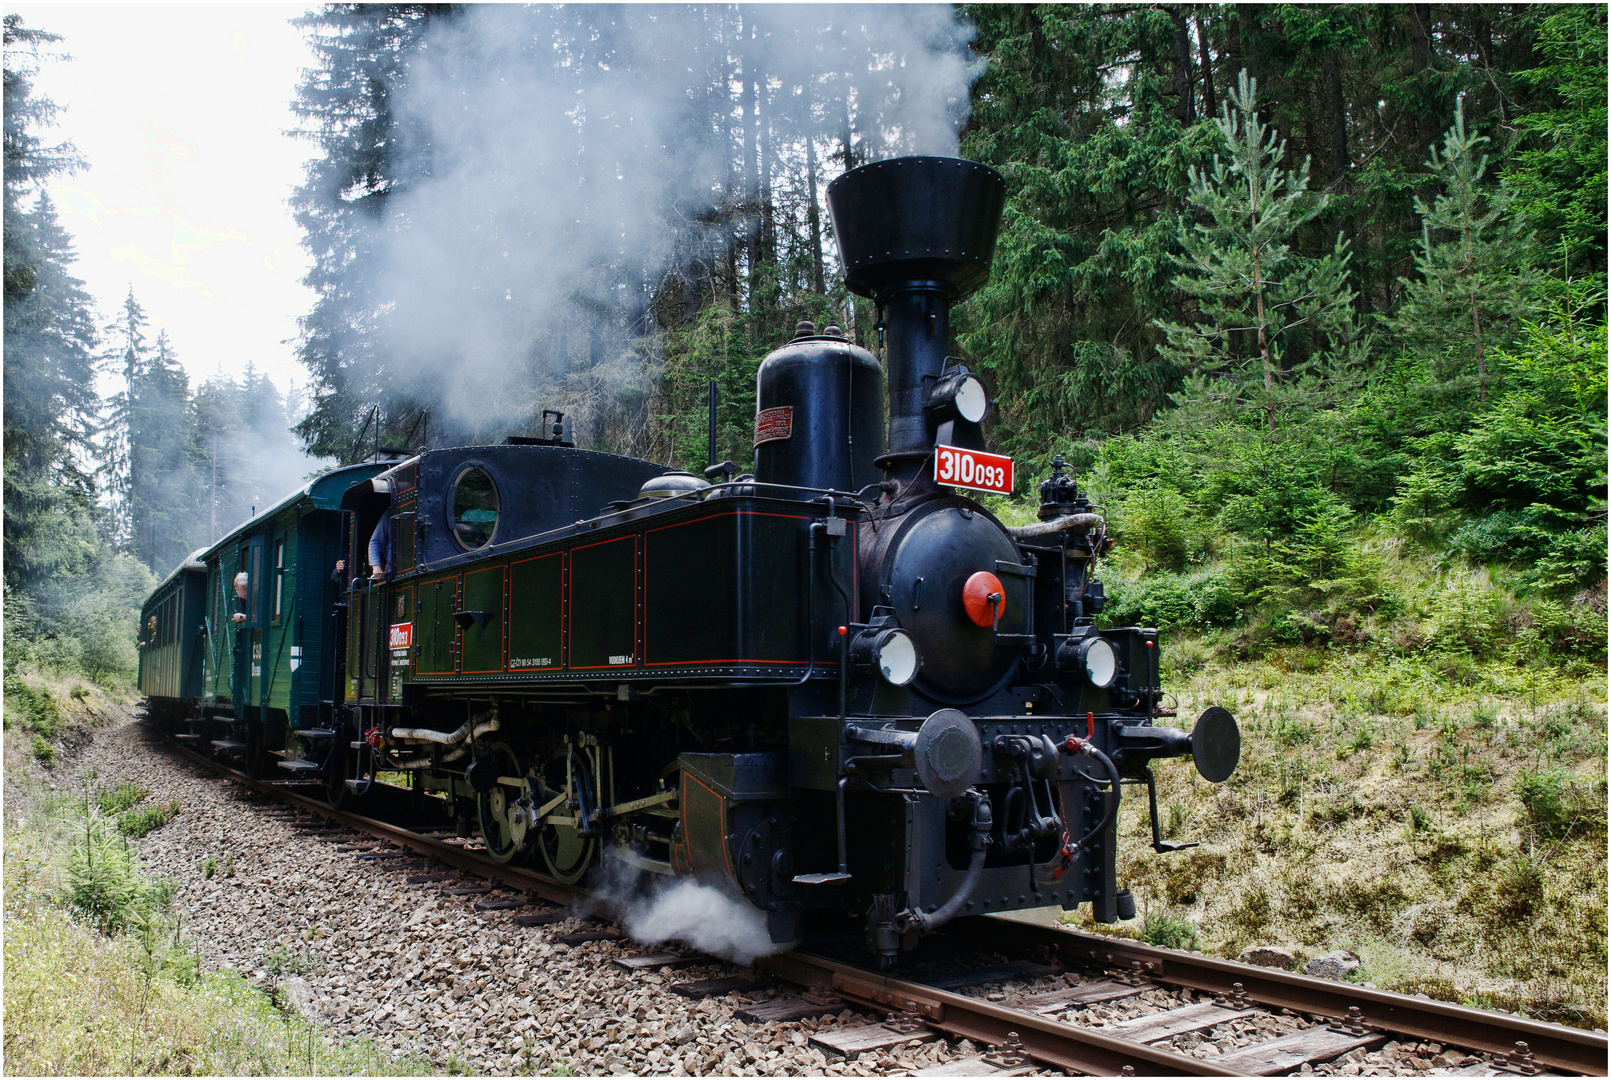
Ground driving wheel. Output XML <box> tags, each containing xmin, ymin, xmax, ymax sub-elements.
<box><xmin>537</xmin><ymin>744</ymin><xmax>598</xmax><ymax>884</ymax></box>
<box><xmin>477</xmin><ymin>742</ymin><xmax>533</xmax><ymax>865</ymax></box>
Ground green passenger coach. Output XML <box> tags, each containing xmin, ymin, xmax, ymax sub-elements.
<box><xmin>148</xmin><ymin>461</ymin><xmax>388</xmax><ymax>769</ymax></box>
<box><xmin>136</xmin><ymin>549</ymin><xmax>208</xmax><ymax>712</ymax></box>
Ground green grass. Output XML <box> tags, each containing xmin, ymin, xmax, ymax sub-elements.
<box><xmin>1058</xmin><ymin>521</ymin><xmax>1605</xmax><ymax>1026</ymax></box>
<box><xmin>4</xmin><ymin>675</ymin><xmax>62</xmax><ymax>738</ymax></box>
<box><xmin>1140</xmin><ymin>908</ymin><xmax>1200</xmax><ymax>951</ymax></box>
<box><xmin>3</xmin><ymin>894</ymin><xmax>424</xmax><ymax>1076</ymax></box>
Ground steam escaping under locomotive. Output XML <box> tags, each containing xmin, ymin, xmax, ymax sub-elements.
<box><xmin>139</xmin><ymin>156</ymin><xmax>1240</xmax><ymax>964</ymax></box>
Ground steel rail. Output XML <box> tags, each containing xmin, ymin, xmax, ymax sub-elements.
<box><xmin>165</xmin><ymin>740</ymin><xmax>1226</xmax><ymax>1075</ymax></box>
<box><xmin>761</xmin><ymin>949</ymin><xmax>1239</xmax><ymax>1077</ymax></box>
<box><xmin>161</xmin><ymin>734</ymin><xmax>572</xmax><ymax>899</ymax></box>
<box><xmin>987</xmin><ymin>918</ymin><xmax>1609</xmax><ymax>1076</ymax></box>
<box><xmin>163</xmin><ymin>730</ymin><xmax>1608</xmax><ymax>1076</ymax></box>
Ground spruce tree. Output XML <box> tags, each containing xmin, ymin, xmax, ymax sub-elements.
<box><xmin>1155</xmin><ymin>71</ymin><xmax>1362</xmax><ymax>431</ymax></box>
<box><xmin>192</xmin><ymin>373</ymin><xmax>242</xmax><ymax>545</ymax></box>
<box><xmin>957</xmin><ymin>5</ymin><xmax>1207</xmax><ymax>451</ymax></box>
<box><xmin>126</xmin><ymin>331</ymin><xmax>203</xmax><ymax>572</ymax></box>
<box><xmin>1393</xmin><ymin>102</ymin><xmax>1538</xmax><ymax>404</ymax></box>
<box><xmin>98</xmin><ymin>288</ymin><xmax>151</xmax><ymax>551</ymax></box>
<box><xmin>1506</xmin><ymin>6</ymin><xmax>1608</xmax><ymax>277</ymax></box>
<box><xmin>3</xmin><ymin>18</ymin><xmax>101</xmax><ymax>599</ymax></box>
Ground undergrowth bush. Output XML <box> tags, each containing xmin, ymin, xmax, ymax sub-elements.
<box><xmin>65</xmin><ymin>818</ymin><xmax>156</xmax><ymax>936</ymax></box>
<box><xmin>97</xmin><ymin>782</ymin><xmax>149</xmax><ymax>817</ymax></box>
<box><xmin>4</xmin><ymin>674</ymin><xmax>61</xmax><ymax>737</ymax></box>
<box><xmin>4</xmin><ymin>760</ymin><xmax>423</xmax><ymax>1076</ymax></box>
<box><xmin>31</xmin><ymin>732</ymin><xmax>57</xmax><ymax>764</ymax></box>
<box><xmin>1515</xmin><ymin>769</ymin><xmax>1607</xmax><ymax>839</ymax></box>
<box><xmin>1109</xmin><ymin>486</ymin><xmax>1203</xmax><ymax>572</ymax></box>
<box><xmin>1101</xmin><ymin>568</ymin><xmax>1238</xmax><ymax>631</ymax></box>
<box><xmin>119</xmin><ymin>800</ymin><xmax>182</xmax><ymax>838</ymax></box>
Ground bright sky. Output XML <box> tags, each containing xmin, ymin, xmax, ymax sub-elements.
<box><xmin>10</xmin><ymin>4</ymin><xmax>317</xmax><ymax>395</ymax></box>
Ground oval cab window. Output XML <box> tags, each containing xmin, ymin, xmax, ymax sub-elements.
<box><xmin>450</xmin><ymin>467</ymin><xmax>500</xmax><ymax>550</ymax></box>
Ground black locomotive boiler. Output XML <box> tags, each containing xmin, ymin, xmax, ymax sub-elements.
<box><xmin>144</xmin><ymin>156</ymin><xmax>1240</xmax><ymax>964</ymax></box>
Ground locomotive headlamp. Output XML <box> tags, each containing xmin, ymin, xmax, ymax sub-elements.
<box><xmin>1079</xmin><ymin>636</ymin><xmax>1118</xmax><ymax>688</ymax></box>
<box><xmin>924</xmin><ymin>370</ymin><xmax>990</xmax><ymax>424</ymax></box>
<box><xmin>852</xmin><ymin>627</ymin><xmax>921</xmax><ymax>686</ymax></box>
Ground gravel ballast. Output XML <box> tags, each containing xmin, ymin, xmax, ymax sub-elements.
<box><xmin>63</xmin><ymin>711</ymin><xmax>1513</xmax><ymax>1077</ymax></box>
<box><xmin>70</xmin><ymin>713</ymin><xmax>1023</xmax><ymax>1075</ymax></box>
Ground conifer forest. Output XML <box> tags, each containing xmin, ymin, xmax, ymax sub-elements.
<box><xmin>4</xmin><ymin>4</ymin><xmax>1607</xmax><ymax>1026</ymax></box>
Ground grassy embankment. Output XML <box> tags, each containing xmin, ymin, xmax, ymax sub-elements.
<box><xmin>1052</xmin><ymin>531</ymin><xmax>1607</xmax><ymax>1029</ymax></box>
<box><xmin>1</xmin><ymin>673</ymin><xmax>430</xmax><ymax>1075</ymax></box>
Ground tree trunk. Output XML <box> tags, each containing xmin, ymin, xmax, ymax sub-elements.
<box><xmin>724</xmin><ymin>16</ymin><xmax>741</xmax><ymax>310</ymax></box>
<box><xmin>806</xmin><ymin>125</ymin><xmax>825</xmax><ymax>296</ymax></box>
<box><xmin>1409</xmin><ymin>4</ymin><xmax>1438</xmax><ymax>151</ymax></box>
<box><xmin>1237</xmin><ymin>8</ymin><xmax>1262</xmax><ymax>88</ymax></box>
<box><xmin>1225</xmin><ymin>10</ymin><xmax>1244</xmax><ymax>93</ymax></box>
<box><xmin>740</xmin><ymin>17</ymin><xmax>758</xmax><ymax>313</ymax></box>
<box><xmin>760</xmin><ymin>77</ymin><xmax>774</xmax><ymax>297</ymax></box>
<box><xmin>1465</xmin><ymin>227</ymin><xmax>1486</xmax><ymax>402</ymax></box>
<box><xmin>839</xmin><ymin>92</ymin><xmax>857</xmax><ymax>171</ymax></box>
<box><xmin>1474</xmin><ymin>13</ymin><xmax>1500</xmax><ymax>122</ymax></box>
<box><xmin>1257</xmin><ymin>289</ymin><xmax>1275</xmax><ymax>433</ymax></box>
<box><xmin>1195</xmin><ymin>12</ymin><xmax>1217</xmax><ymax>119</ymax></box>
<box><xmin>1322</xmin><ymin>48</ymin><xmax>1348</xmax><ymax>182</ymax></box>
<box><xmin>1170</xmin><ymin>6</ymin><xmax>1196</xmax><ymax>125</ymax></box>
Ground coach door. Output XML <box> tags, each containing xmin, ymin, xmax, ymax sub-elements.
<box><xmin>231</xmin><ymin>537</ymin><xmax>264</xmax><ymax>712</ymax></box>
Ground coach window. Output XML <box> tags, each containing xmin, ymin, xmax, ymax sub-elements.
<box><xmin>272</xmin><ymin>538</ymin><xmax>286</xmax><ymax>621</ymax></box>
<box><xmin>450</xmin><ymin>466</ymin><xmax>499</xmax><ymax>551</ymax></box>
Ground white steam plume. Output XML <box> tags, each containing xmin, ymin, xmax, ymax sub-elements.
<box><xmin>622</xmin><ymin>878</ymin><xmax>779</xmax><ymax>966</ymax></box>
<box><xmin>356</xmin><ymin>4</ymin><xmax>980</xmax><ymax>432</ymax></box>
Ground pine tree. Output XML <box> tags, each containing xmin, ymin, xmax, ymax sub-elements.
<box><xmin>1393</xmin><ymin>101</ymin><xmax>1538</xmax><ymax>404</ymax></box>
<box><xmin>192</xmin><ymin>373</ymin><xmax>242</xmax><ymax>545</ymax></box>
<box><xmin>1155</xmin><ymin>71</ymin><xmax>1362</xmax><ymax>432</ymax></box>
<box><xmin>3</xmin><ymin>17</ymin><xmax>94</xmax><ymax>482</ymax></box>
<box><xmin>289</xmin><ymin>4</ymin><xmax>455</xmax><ymax>460</ymax></box>
<box><xmin>957</xmin><ymin>5</ymin><xmax>1206</xmax><ymax>452</ymax></box>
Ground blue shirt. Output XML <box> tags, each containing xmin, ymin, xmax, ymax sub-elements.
<box><xmin>367</xmin><ymin>512</ymin><xmax>391</xmax><ymax>573</ymax></box>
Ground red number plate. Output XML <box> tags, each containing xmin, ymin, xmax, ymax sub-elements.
<box><xmin>389</xmin><ymin>623</ymin><xmax>413</xmax><ymax>650</ymax></box>
<box><xmin>935</xmin><ymin>445</ymin><xmax>1013</xmax><ymax>495</ymax></box>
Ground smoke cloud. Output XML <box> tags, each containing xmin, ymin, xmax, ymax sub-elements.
<box><xmin>356</xmin><ymin>5</ymin><xmax>981</xmax><ymax>432</ymax></box>
<box><xmin>621</xmin><ymin>878</ymin><xmax>779</xmax><ymax>966</ymax></box>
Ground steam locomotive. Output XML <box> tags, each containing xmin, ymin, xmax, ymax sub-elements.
<box><xmin>139</xmin><ymin>156</ymin><xmax>1239</xmax><ymax>964</ymax></box>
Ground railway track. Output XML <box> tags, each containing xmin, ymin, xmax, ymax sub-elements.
<box><xmin>164</xmin><ymin>729</ymin><xmax>1607</xmax><ymax>1077</ymax></box>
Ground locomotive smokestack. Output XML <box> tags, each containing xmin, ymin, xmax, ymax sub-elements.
<box><xmin>825</xmin><ymin>157</ymin><xmax>1005</xmax><ymax>481</ymax></box>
